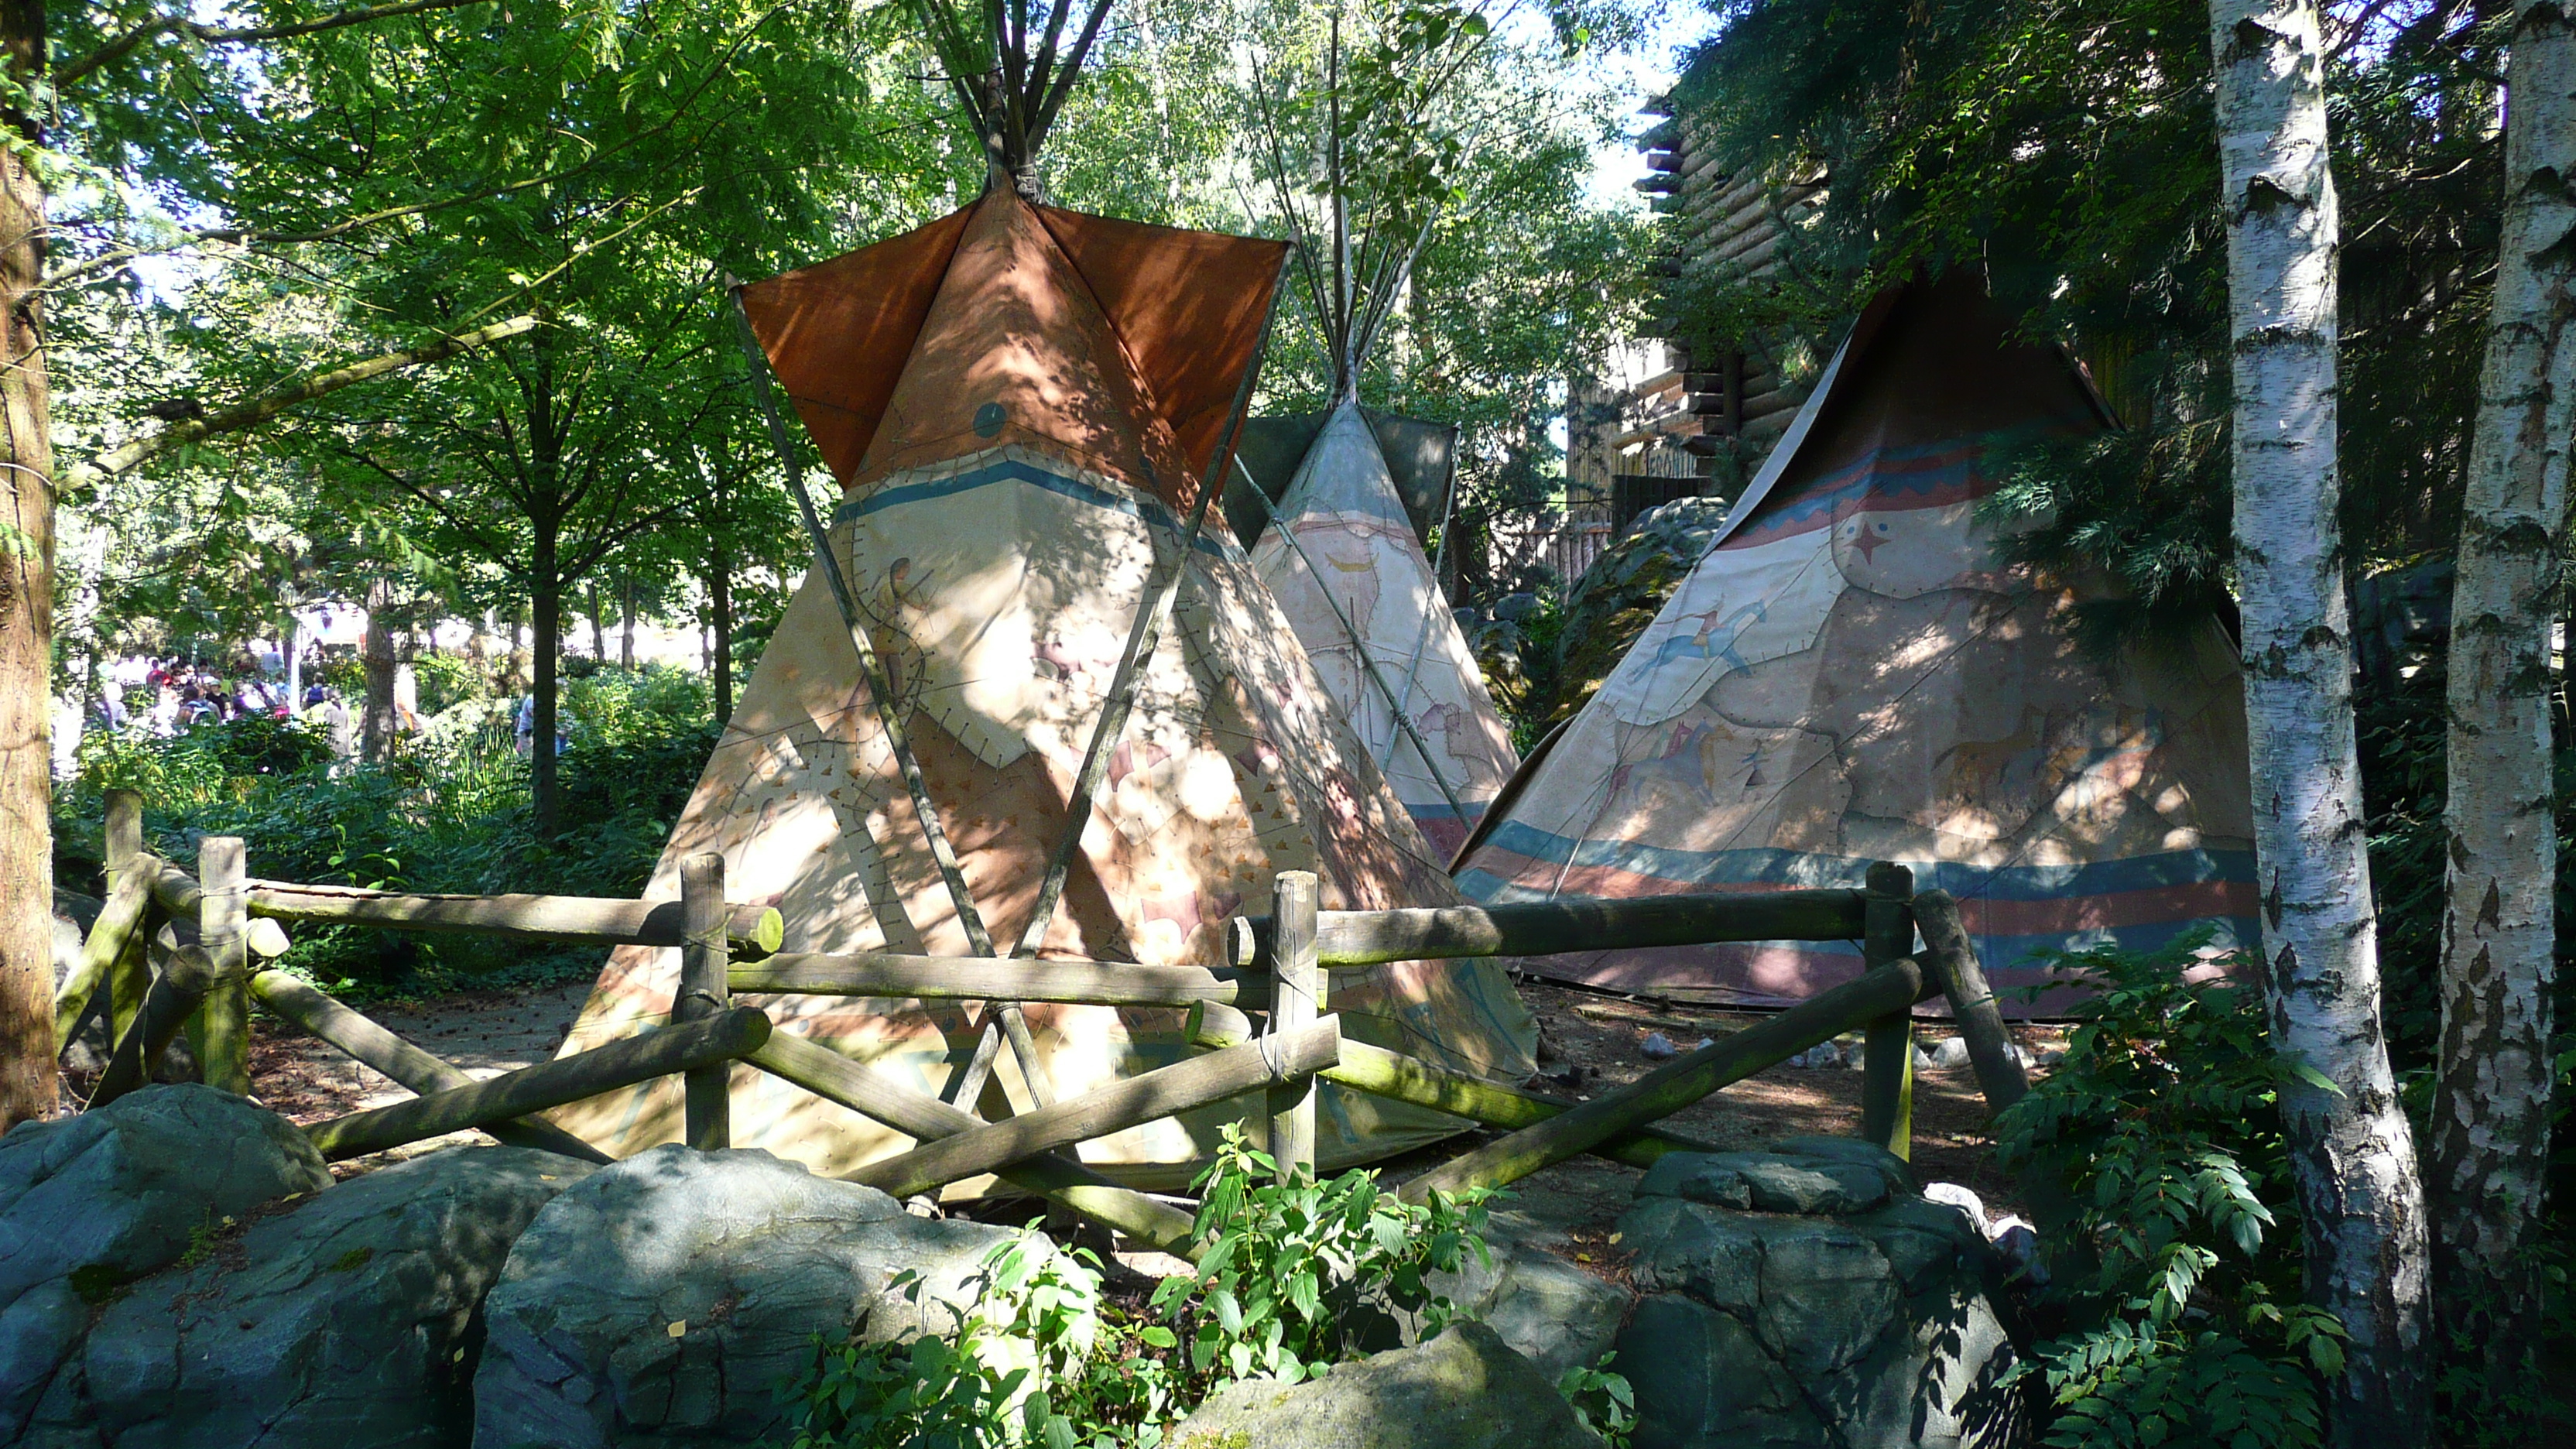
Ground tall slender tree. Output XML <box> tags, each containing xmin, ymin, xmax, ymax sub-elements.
<box><xmin>0</xmin><ymin>0</ymin><xmax>57</xmax><ymax>1126</ymax></box>
<box><xmin>2210</xmin><ymin>0</ymin><xmax>2427</xmax><ymax>1440</ymax></box>
<box><xmin>2433</xmin><ymin>0</ymin><xmax>2575</xmax><ymax>1410</ymax></box>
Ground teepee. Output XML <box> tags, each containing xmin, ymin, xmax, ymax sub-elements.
<box><xmin>553</xmin><ymin>15</ymin><xmax>1531</xmax><ymax>1182</ymax></box>
<box><xmin>1237</xmin><ymin>26</ymin><xmax>1519</xmax><ymax>861</ymax></box>
<box><xmin>1453</xmin><ymin>272</ymin><xmax>2258</xmax><ymax>1013</ymax></box>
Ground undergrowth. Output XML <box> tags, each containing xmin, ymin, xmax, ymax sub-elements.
<box><xmin>51</xmin><ymin>665</ymin><xmax>718</xmax><ymax>1001</ymax></box>
<box><xmin>1996</xmin><ymin>933</ymin><xmax>2344</xmax><ymax>1449</ymax></box>
<box><xmin>773</xmin><ymin>1128</ymin><xmax>1634</xmax><ymax>1449</ymax></box>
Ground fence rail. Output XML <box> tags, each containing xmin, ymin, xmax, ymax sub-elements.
<box><xmin>57</xmin><ymin>784</ymin><xmax>2032</xmax><ymax>1257</ymax></box>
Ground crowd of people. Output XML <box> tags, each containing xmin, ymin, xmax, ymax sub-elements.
<box><xmin>81</xmin><ymin>655</ymin><xmax>368</xmax><ymax>759</ymax></box>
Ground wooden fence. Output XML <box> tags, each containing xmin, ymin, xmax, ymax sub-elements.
<box><xmin>54</xmin><ymin>787</ymin><xmax>2031</xmax><ymax>1255</ymax></box>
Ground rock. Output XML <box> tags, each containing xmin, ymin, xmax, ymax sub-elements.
<box><xmin>1550</xmin><ymin>497</ymin><xmax>1732</xmax><ymax>712</ymax></box>
<box><xmin>473</xmin><ymin>1144</ymin><xmax>1025</xmax><ymax>1449</ymax></box>
<box><xmin>39</xmin><ymin>1146</ymin><xmax>591</xmax><ymax>1449</ymax></box>
<box><xmin>1615</xmin><ymin>1141</ymin><xmax>2031</xmax><ymax>1448</ymax></box>
<box><xmin>1172</xmin><ymin>1321</ymin><xmax>1603</xmax><ymax>1449</ymax></box>
<box><xmin>1930</xmin><ymin>1036</ymin><xmax>1972</xmax><ymax>1069</ymax></box>
<box><xmin>0</xmin><ymin>1084</ymin><xmax>330</xmax><ymax>1442</ymax></box>
<box><xmin>1493</xmin><ymin>591</ymin><xmax>1542</xmax><ymax>623</ymax></box>
<box><xmin>1636</xmin><ymin>1137</ymin><xmax>1906</xmax><ymax>1217</ymax></box>
<box><xmin>1426</xmin><ymin>1212</ymin><xmax>1632</xmax><ymax>1383</ymax></box>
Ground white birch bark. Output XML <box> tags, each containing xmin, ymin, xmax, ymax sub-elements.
<box><xmin>2210</xmin><ymin>2</ymin><xmax>2430</xmax><ymax>1441</ymax></box>
<box><xmin>2435</xmin><ymin>0</ymin><xmax>2576</xmax><ymax>1386</ymax></box>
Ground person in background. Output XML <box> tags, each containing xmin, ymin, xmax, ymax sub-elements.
<box><xmin>515</xmin><ymin>692</ymin><xmax>536</xmax><ymax>758</ymax></box>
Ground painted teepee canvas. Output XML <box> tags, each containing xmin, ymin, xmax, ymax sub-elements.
<box><xmin>1248</xmin><ymin>402</ymin><xmax>1517</xmax><ymax>858</ymax></box>
<box><xmin>1454</xmin><ymin>272</ymin><xmax>2258</xmax><ymax>1012</ymax></box>
<box><xmin>553</xmin><ymin>187</ymin><xmax>1535</xmax><ymax>1183</ymax></box>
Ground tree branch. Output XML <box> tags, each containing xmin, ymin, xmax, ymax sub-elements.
<box><xmin>63</xmin><ymin>313</ymin><xmax>543</xmax><ymax>489</ymax></box>
<box><xmin>57</xmin><ymin>0</ymin><xmax>492</xmax><ymax>89</ymax></box>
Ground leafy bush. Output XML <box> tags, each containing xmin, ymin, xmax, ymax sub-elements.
<box><xmin>410</xmin><ymin>653</ymin><xmax>490</xmax><ymax>715</ymax></box>
<box><xmin>1996</xmin><ymin>933</ymin><xmax>2345</xmax><ymax>1449</ymax></box>
<box><xmin>774</xmin><ymin>1128</ymin><xmax>1630</xmax><ymax>1449</ymax></box>
<box><xmin>53</xmin><ymin>670</ymin><xmax>721</xmax><ymax>999</ymax></box>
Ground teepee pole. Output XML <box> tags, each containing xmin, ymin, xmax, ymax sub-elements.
<box><xmin>726</xmin><ymin>286</ymin><xmax>1057</xmax><ymax>1107</ymax></box>
<box><xmin>1377</xmin><ymin>435</ymin><xmax>1461</xmax><ymax>778</ymax></box>
<box><xmin>1238</xmin><ymin>454</ymin><xmax>1470</xmax><ymax>827</ymax></box>
<box><xmin>937</xmin><ymin>264</ymin><xmax>1288</xmax><ymax>1115</ymax></box>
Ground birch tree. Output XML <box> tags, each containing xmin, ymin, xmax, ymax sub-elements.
<box><xmin>2433</xmin><ymin>0</ymin><xmax>2576</xmax><ymax>1404</ymax></box>
<box><xmin>2210</xmin><ymin>1</ymin><xmax>2429</xmax><ymax>1441</ymax></box>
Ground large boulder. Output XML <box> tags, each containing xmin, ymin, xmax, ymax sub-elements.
<box><xmin>1427</xmin><ymin>1211</ymin><xmax>1632</xmax><ymax>1382</ymax></box>
<box><xmin>0</xmin><ymin>1084</ymin><xmax>331</xmax><ymax>1442</ymax></box>
<box><xmin>1173</xmin><ymin>1321</ymin><xmax>1603</xmax><ymax>1449</ymax></box>
<box><xmin>31</xmin><ymin>1146</ymin><xmax>591</xmax><ymax>1449</ymax></box>
<box><xmin>1550</xmin><ymin>497</ymin><xmax>1731</xmax><ymax>714</ymax></box>
<box><xmin>1614</xmin><ymin>1137</ymin><xmax>2030</xmax><ymax>1449</ymax></box>
<box><xmin>472</xmin><ymin>1144</ymin><xmax>1026</xmax><ymax>1449</ymax></box>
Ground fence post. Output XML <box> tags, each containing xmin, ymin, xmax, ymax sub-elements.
<box><xmin>678</xmin><ymin>853</ymin><xmax>732</xmax><ymax>1150</ymax></box>
<box><xmin>1858</xmin><ymin>861</ymin><xmax>1914</xmax><ymax>1160</ymax></box>
<box><xmin>1268</xmin><ymin>872</ymin><xmax>1321</xmax><ymax>1183</ymax></box>
<box><xmin>101</xmin><ymin>790</ymin><xmax>150</xmax><ymax>1044</ymax></box>
<box><xmin>198</xmin><ymin>837</ymin><xmax>252</xmax><ymax>1095</ymax></box>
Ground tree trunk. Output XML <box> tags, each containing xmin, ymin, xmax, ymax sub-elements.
<box><xmin>619</xmin><ymin>574</ymin><xmax>635</xmax><ymax>670</ymax></box>
<box><xmin>531</xmin><ymin>525</ymin><xmax>561</xmax><ymax>836</ymax></box>
<box><xmin>360</xmin><ymin>577</ymin><xmax>398</xmax><ymax>762</ymax></box>
<box><xmin>707</xmin><ymin>536</ymin><xmax>732</xmax><ymax>724</ymax></box>
<box><xmin>2211</xmin><ymin>3</ymin><xmax>2428</xmax><ymax>1442</ymax></box>
<box><xmin>585</xmin><ymin>580</ymin><xmax>605</xmax><ymax>662</ymax></box>
<box><xmin>0</xmin><ymin>0</ymin><xmax>56</xmax><ymax>1129</ymax></box>
<box><xmin>2432</xmin><ymin>0</ymin><xmax>2575</xmax><ymax>1409</ymax></box>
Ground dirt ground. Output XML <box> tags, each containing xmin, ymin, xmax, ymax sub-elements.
<box><xmin>236</xmin><ymin>971</ymin><xmax>2059</xmax><ymax>1235</ymax></box>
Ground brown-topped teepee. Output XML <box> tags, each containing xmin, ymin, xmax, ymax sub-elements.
<box><xmin>552</xmin><ymin>183</ymin><xmax>1536</xmax><ymax>1184</ymax></box>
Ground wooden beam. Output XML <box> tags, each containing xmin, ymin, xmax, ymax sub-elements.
<box><xmin>1911</xmin><ymin>889</ymin><xmax>2030</xmax><ymax>1116</ymax></box>
<box><xmin>1268</xmin><ymin>873</ymin><xmax>1321</xmax><ymax>1181</ymax></box>
<box><xmin>199</xmin><ymin>838</ymin><xmax>252</xmax><ymax>1095</ymax></box>
<box><xmin>850</xmin><ymin>1018</ymin><xmax>1345</xmax><ymax>1201</ymax></box>
<box><xmin>305</xmin><ymin>1008</ymin><xmax>772</xmax><ymax>1161</ymax></box>
<box><xmin>248</xmin><ymin>971</ymin><xmax>609</xmax><ymax>1163</ymax></box>
<box><xmin>1397</xmin><ymin>961</ymin><xmax>1925</xmax><ymax>1204</ymax></box>
<box><xmin>240</xmin><ymin>879</ymin><xmax>785</xmax><ymax>956</ymax></box>
<box><xmin>87</xmin><ymin>944</ymin><xmax>219</xmax><ymax>1108</ymax></box>
<box><xmin>1231</xmin><ymin>890</ymin><xmax>1869</xmax><ymax>968</ymax></box>
<box><xmin>1184</xmin><ymin>1004</ymin><xmax>1721</xmax><ymax>1170</ymax></box>
<box><xmin>1858</xmin><ymin>864</ymin><xmax>1916</xmax><ymax>1159</ymax></box>
<box><xmin>54</xmin><ymin>865</ymin><xmax>152</xmax><ymax>1051</ymax></box>
<box><xmin>730</xmin><ymin>953</ymin><xmax>1268</xmax><ymax>1009</ymax></box>
<box><xmin>102</xmin><ymin>790</ymin><xmax>151</xmax><ymax>1045</ymax></box>
<box><xmin>677</xmin><ymin>853</ymin><xmax>731</xmax><ymax>1151</ymax></box>
<box><xmin>745</xmin><ymin>1033</ymin><xmax>1197</xmax><ymax>1257</ymax></box>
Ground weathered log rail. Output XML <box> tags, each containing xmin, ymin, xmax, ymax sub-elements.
<box><xmin>58</xmin><ymin>797</ymin><xmax>2033</xmax><ymax>1255</ymax></box>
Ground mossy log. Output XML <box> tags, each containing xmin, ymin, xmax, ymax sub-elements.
<box><xmin>1230</xmin><ymin>889</ymin><xmax>1870</xmax><ymax>968</ymax></box>
<box><xmin>305</xmin><ymin>1008</ymin><xmax>772</xmax><ymax>1161</ymax></box>
<box><xmin>1398</xmin><ymin>961</ymin><xmax>1926</xmax><ymax>1204</ymax></box>
<box><xmin>249</xmin><ymin>970</ymin><xmax>610</xmax><ymax>1163</ymax></box>
<box><xmin>848</xmin><ymin>1017</ymin><xmax>1345</xmax><ymax>1201</ymax></box>
<box><xmin>746</xmin><ymin>1032</ymin><xmax>1198</xmax><ymax>1256</ymax></box>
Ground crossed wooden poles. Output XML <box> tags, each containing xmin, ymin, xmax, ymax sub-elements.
<box><xmin>57</xmin><ymin>790</ymin><xmax>2033</xmax><ymax>1260</ymax></box>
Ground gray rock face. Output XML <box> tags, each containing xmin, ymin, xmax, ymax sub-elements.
<box><xmin>29</xmin><ymin>1146</ymin><xmax>590</xmax><ymax>1449</ymax></box>
<box><xmin>0</xmin><ymin>1084</ymin><xmax>331</xmax><ymax>1442</ymax></box>
<box><xmin>1427</xmin><ymin>1212</ymin><xmax>1632</xmax><ymax>1382</ymax></box>
<box><xmin>1615</xmin><ymin>1138</ymin><xmax>2030</xmax><ymax>1449</ymax></box>
<box><xmin>1173</xmin><ymin>1321</ymin><xmax>1604</xmax><ymax>1449</ymax></box>
<box><xmin>472</xmin><ymin>1144</ymin><xmax>1025</xmax><ymax>1449</ymax></box>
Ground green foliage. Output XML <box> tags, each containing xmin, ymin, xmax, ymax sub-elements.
<box><xmin>1995</xmin><ymin>934</ymin><xmax>2344</xmax><ymax>1449</ymax></box>
<box><xmin>1669</xmin><ymin>0</ymin><xmax>2501</xmax><ymax>624</ymax></box>
<box><xmin>1555</xmin><ymin>1354</ymin><xmax>1636</xmax><ymax>1447</ymax></box>
<box><xmin>55</xmin><ymin>668</ymin><xmax>719</xmax><ymax>996</ymax></box>
<box><xmin>774</xmin><ymin>1129</ymin><xmax>1628</xmax><ymax>1448</ymax></box>
<box><xmin>1148</xmin><ymin>1128</ymin><xmax>1491</xmax><ymax>1392</ymax></box>
<box><xmin>411</xmin><ymin>653</ymin><xmax>490</xmax><ymax>716</ymax></box>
